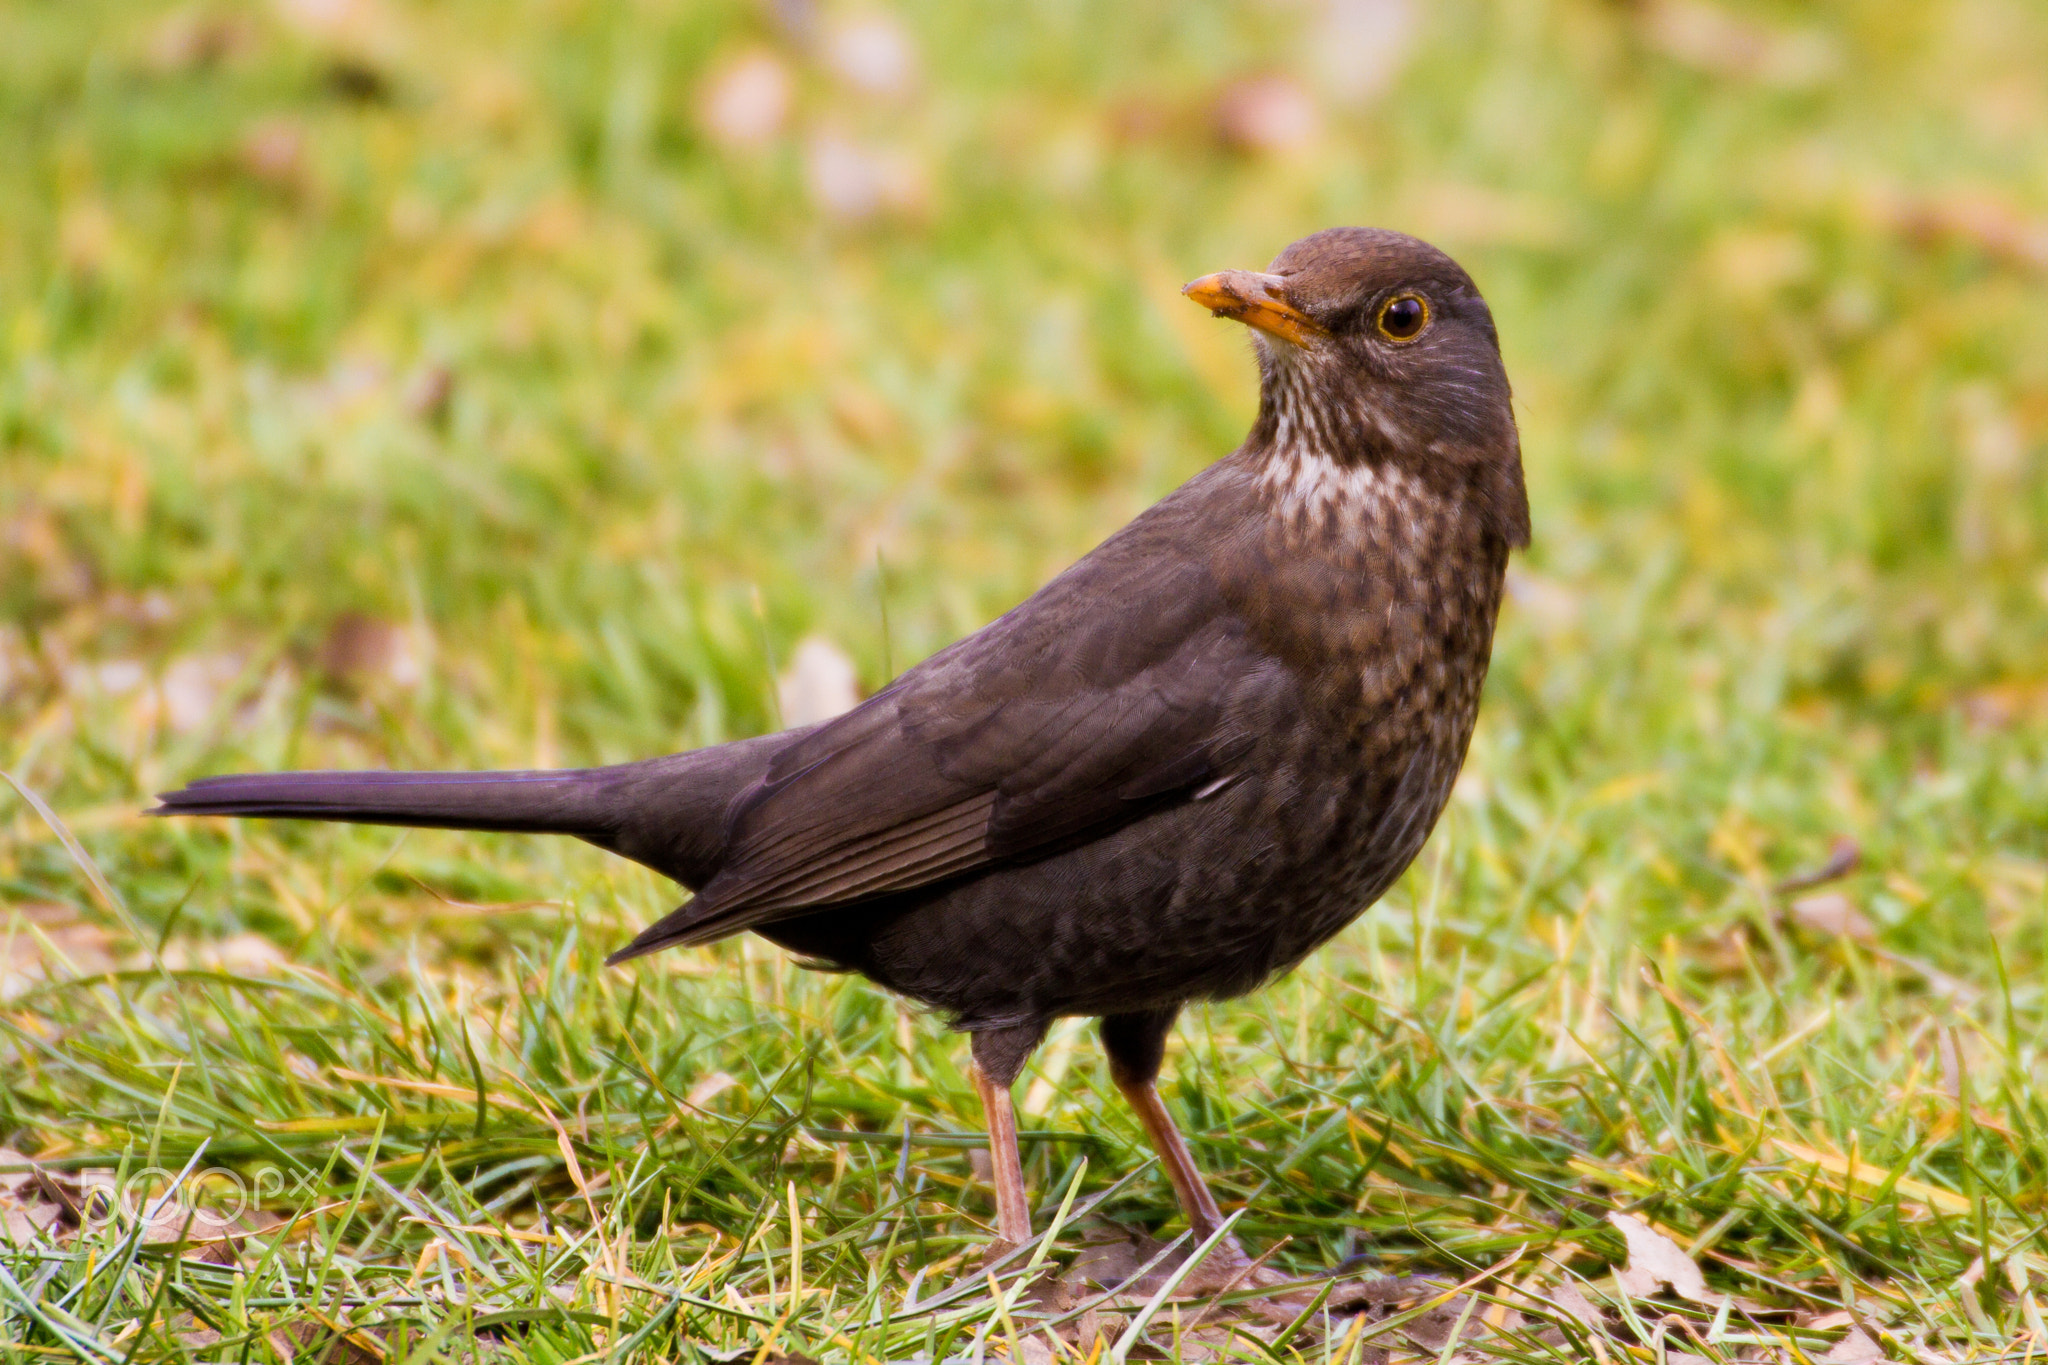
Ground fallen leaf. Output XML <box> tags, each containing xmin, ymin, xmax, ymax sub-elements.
<box><xmin>699</xmin><ymin>50</ymin><xmax>793</xmax><ymax>151</ymax></box>
<box><xmin>3</xmin><ymin>913</ymin><xmax>116</xmax><ymax>999</ymax></box>
<box><xmin>1212</xmin><ymin>76</ymin><xmax>1320</xmax><ymax>155</ymax></box>
<box><xmin>63</xmin><ymin>658</ymin><xmax>147</xmax><ymax>699</ymax></box>
<box><xmin>2</xmin><ymin>1205</ymin><xmax>61</xmax><ymax>1245</ymax></box>
<box><xmin>1867</xmin><ymin>187</ymin><xmax>2048</xmax><ymax>275</ymax></box>
<box><xmin>1607</xmin><ymin>1212</ymin><xmax>1712</xmax><ymax>1303</ymax></box>
<box><xmin>317</xmin><ymin>612</ymin><xmax>424</xmax><ymax>691</ymax></box>
<box><xmin>1822</xmin><ymin>1327</ymin><xmax>1884</xmax><ymax>1363</ymax></box>
<box><xmin>0</xmin><ymin>1149</ymin><xmax>35</xmax><ymax>1198</ymax></box>
<box><xmin>1640</xmin><ymin>0</ymin><xmax>1838</xmax><ymax>87</ymax></box>
<box><xmin>31</xmin><ymin>1167</ymin><xmax>115</xmax><ymax>1227</ymax></box>
<box><xmin>157</xmin><ymin>653</ymin><xmax>246</xmax><ymax>734</ymax></box>
<box><xmin>1544</xmin><ymin>1277</ymin><xmax>1607</xmax><ymax>1329</ymax></box>
<box><xmin>268</xmin><ymin>1317</ymin><xmax>386</xmax><ymax>1365</ymax></box>
<box><xmin>1787</xmin><ymin>892</ymin><xmax>1877</xmax><ymax>943</ymax></box>
<box><xmin>403</xmin><ymin>364</ymin><xmax>455</xmax><ymax>422</ymax></box>
<box><xmin>1956</xmin><ymin>680</ymin><xmax>2048</xmax><ymax>731</ymax></box>
<box><xmin>821</xmin><ymin>12</ymin><xmax>918</xmax><ymax>98</ymax></box>
<box><xmin>802</xmin><ymin>130</ymin><xmax>927</xmax><ymax>223</ymax></box>
<box><xmin>240</xmin><ymin>118</ymin><xmax>308</xmax><ymax>190</ymax></box>
<box><xmin>684</xmin><ymin>1071</ymin><xmax>738</xmax><ymax>1110</ymax></box>
<box><xmin>1064</xmin><ymin>1220</ymin><xmax>1153</xmax><ymax>1291</ymax></box>
<box><xmin>147</xmin><ymin>10</ymin><xmax>254</xmax><ymax>72</ymax></box>
<box><xmin>164</xmin><ymin>932</ymin><xmax>290</xmax><ymax>976</ymax></box>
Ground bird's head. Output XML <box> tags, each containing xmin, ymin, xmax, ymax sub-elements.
<box><xmin>1185</xmin><ymin>226</ymin><xmax>1528</xmax><ymax>547</ymax></box>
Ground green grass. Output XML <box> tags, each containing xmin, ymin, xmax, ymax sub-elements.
<box><xmin>4</xmin><ymin>0</ymin><xmax>2048</xmax><ymax>1358</ymax></box>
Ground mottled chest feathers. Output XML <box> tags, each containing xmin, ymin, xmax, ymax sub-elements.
<box><xmin>1257</xmin><ymin>444</ymin><xmax>1429</xmax><ymax>540</ymax></box>
<box><xmin>1252</xmin><ymin>359</ymin><xmax>1453</xmax><ymax>543</ymax></box>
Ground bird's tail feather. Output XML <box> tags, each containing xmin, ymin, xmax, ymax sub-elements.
<box><xmin>150</xmin><ymin>769</ymin><xmax>615</xmax><ymax>837</ymax></box>
<box><xmin>150</xmin><ymin>732</ymin><xmax>798</xmax><ymax>902</ymax></box>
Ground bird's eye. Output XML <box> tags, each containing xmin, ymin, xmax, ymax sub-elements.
<box><xmin>1376</xmin><ymin>294</ymin><xmax>1429</xmax><ymax>342</ymax></box>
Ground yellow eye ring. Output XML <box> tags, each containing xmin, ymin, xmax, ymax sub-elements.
<box><xmin>1376</xmin><ymin>293</ymin><xmax>1430</xmax><ymax>342</ymax></box>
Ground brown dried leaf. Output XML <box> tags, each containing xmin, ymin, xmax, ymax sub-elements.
<box><xmin>147</xmin><ymin>9</ymin><xmax>255</xmax><ymax>73</ymax></box>
<box><xmin>2</xmin><ymin>1204</ymin><xmax>62</xmax><ymax>1245</ymax></box>
<box><xmin>0</xmin><ymin>1149</ymin><xmax>35</xmax><ymax>1198</ymax></box>
<box><xmin>1822</xmin><ymin>1327</ymin><xmax>1884</xmax><ymax>1363</ymax></box>
<box><xmin>1867</xmin><ymin>188</ymin><xmax>2048</xmax><ymax>275</ymax></box>
<box><xmin>1399</xmin><ymin>1290</ymin><xmax>1486</xmax><ymax>1353</ymax></box>
<box><xmin>683</xmin><ymin>1071</ymin><xmax>738</xmax><ymax>1110</ymax></box>
<box><xmin>1606</xmin><ymin>1212</ymin><xmax>1712</xmax><ymax>1303</ymax></box>
<box><xmin>1640</xmin><ymin>0</ymin><xmax>1838</xmax><ymax>87</ymax></box>
<box><xmin>268</xmin><ymin>1317</ymin><xmax>386</xmax><ymax>1365</ymax></box>
<box><xmin>1957</xmin><ymin>680</ymin><xmax>2048</xmax><ymax>731</ymax></box>
<box><xmin>403</xmin><ymin>364</ymin><xmax>455</xmax><ymax>422</ymax></box>
<box><xmin>1787</xmin><ymin>892</ymin><xmax>1878</xmax><ymax>944</ymax></box>
<box><xmin>1064</xmin><ymin>1220</ymin><xmax>1154</xmax><ymax>1291</ymax></box>
<box><xmin>240</xmin><ymin>118</ymin><xmax>308</xmax><ymax>190</ymax></box>
<box><xmin>3</xmin><ymin>913</ymin><xmax>116</xmax><ymax>999</ymax></box>
<box><xmin>802</xmin><ymin>131</ymin><xmax>928</xmax><ymax>223</ymax></box>
<box><xmin>158</xmin><ymin>653</ymin><xmax>246</xmax><ymax>734</ymax></box>
<box><xmin>1</xmin><ymin>1148</ymin><xmax>62</xmax><ymax>1250</ymax></box>
<box><xmin>317</xmin><ymin>612</ymin><xmax>423</xmax><ymax>691</ymax></box>
<box><xmin>15</xmin><ymin>1163</ymin><xmax>249</xmax><ymax>1263</ymax></box>
<box><xmin>699</xmin><ymin>50</ymin><xmax>793</xmax><ymax>151</ymax></box>
<box><xmin>821</xmin><ymin>13</ymin><xmax>918</xmax><ymax>98</ymax></box>
<box><xmin>1544</xmin><ymin>1277</ymin><xmax>1608</xmax><ymax>1329</ymax></box>
<box><xmin>163</xmin><ymin>932</ymin><xmax>290</xmax><ymax>976</ymax></box>
<box><xmin>1212</xmin><ymin>76</ymin><xmax>1320</xmax><ymax>155</ymax></box>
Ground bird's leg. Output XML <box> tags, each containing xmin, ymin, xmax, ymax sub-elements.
<box><xmin>969</xmin><ymin>1062</ymin><xmax>1031</xmax><ymax>1247</ymax></box>
<box><xmin>969</xmin><ymin>1022</ymin><xmax>1046</xmax><ymax>1254</ymax></box>
<box><xmin>1101</xmin><ymin>1008</ymin><xmax>1245</xmax><ymax>1263</ymax></box>
<box><xmin>1117</xmin><ymin>1075</ymin><xmax>1231</xmax><ymax>1241</ymax></box>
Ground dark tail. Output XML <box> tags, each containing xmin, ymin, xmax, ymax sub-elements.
<box><xmin>152</xmin><ymin>768</ymin><xmax>614</xmax><ymax>834</ymax></box>
<box><xmin>151</xmin><ymin>731</ymin><xmax>795</xmax><ymax>894</ymax></box>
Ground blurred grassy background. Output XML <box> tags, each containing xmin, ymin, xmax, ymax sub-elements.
<box><xmin>4</xmin><ymin>0</ymin><xmax>2048</xmax><ymax>1358</ymax></box>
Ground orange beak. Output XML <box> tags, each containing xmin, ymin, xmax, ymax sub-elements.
<box><xmin>1181</xmin><ymin>270</ymin><xmax>1325</xmax><ymax>348</ymax></box>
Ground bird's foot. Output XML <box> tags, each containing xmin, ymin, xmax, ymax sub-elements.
<box><xmin>1064</xmin><ymin>1222</ymin><xmax>1301</xmax><ymax>1304</ymax></box>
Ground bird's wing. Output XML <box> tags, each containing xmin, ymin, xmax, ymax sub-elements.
<box><xmin>610</xmin><ymin>520</ymin><xmax>1276</xmax><ymax>959</ymax></box>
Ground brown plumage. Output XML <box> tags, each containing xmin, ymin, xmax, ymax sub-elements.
<box><xmin>154</xmin><ymin>226</ymin><xmax>1527</xmax><ymax>1262</ymax></box>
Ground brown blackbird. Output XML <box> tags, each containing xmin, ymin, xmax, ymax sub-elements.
<box><xmin>154</xmin><ymin>226</ymin><xmax>1527</xmax><ymax>1259</ymax></box>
